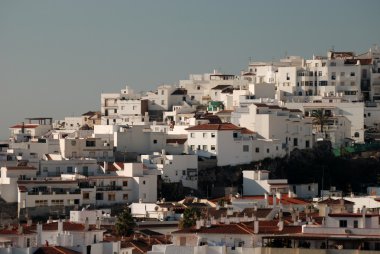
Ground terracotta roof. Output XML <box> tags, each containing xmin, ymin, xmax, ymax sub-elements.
<box><xmin>18</xmin><ymin>185</ymin><xmax>27</xmax><ymax>192</ymax></box>
<box><xmin>211</xmin><ymin>85</ymin><xmax>232</xmax><ymax>90</ymax></box>
<box><xmin>173</xmin><ymin>223</ymin><xmax>254</xmax><ymax>235</ymax></box>
<box><xmin>241</xmin><ymin>208</ymin><xmax>272</xmax><ymax>218</ymax></box>
<box><xmin>98</xmin><ymin>162</ymin><xmax>119</xmax><ymax>172</ymax></box>
<box><xmin>34</xmin><ymin>246</ymin><xmax>81</xmax><ymax>254</ymax></box>
<box><xmin>186</xmin><ymin>123</ymin><xmax>242</xmax><ymax>131</ymax></box>
<box><xmin>317</xmin><ymin>198</ymin><xmax>354</xmax><ymax>205</ymax></box>
<box><xmin>166</xmin><ymin>138</ymin><xmax>187</xmax><ymax>144</ymax></box>
<box><xmin>216</xmin><ymin>110</ymin><xmax>234</xmax><ymax>114</ymax></box>
<box><xmin>171</xmin><ymin>89</ymin><xmax>187</xmax><ymax>95</ymax></box>
<box><xmin>240</xmin><ymin>194</ymin><xmax>310</xmax><ymax>205</ymax></box>
<box><xmin>0</xmin><ymin>226</ymin><xmax>35</xmax><ymax>235</ymax></box>
<box><xmin>253</xmin><ymin>103</ymin><xmax>269</xmax><ymax>108</ymax></box>
<box><xmin>115</xmin><ymin>162</ymin><xmax>125</xmax><ymax>169</ymax></box>
<box><xmin>10</xmin><ymin>124</ymin><xmax>39</xmax><ymax>129</ymax></box>
<box><xmin>6</xmin><ymin>166</ymin><xmax>36</xmax><ymax>170</ymax></box>
<box><xmin>242</xmin><ymin>72</ymin><xmax>255</xmax><ymax>76</ymax></box>
<box><xmin>82</xmin><ymin>111</ymin><xmax>98</xmax><ymax>116</ymax></box>
<box><xmin>328</xmin><ymin>213</ymin><xmax>380</xmax><ymax>218</ymax></box>
<box><xmin>29</xmin><ymin>222</ymin><xmax>98</xmax><ymax>231</ymax></box>
<box><xmin>241</xmin><ymin>128</ymin><xmax>255</xmax><ymax>134</ymax></box>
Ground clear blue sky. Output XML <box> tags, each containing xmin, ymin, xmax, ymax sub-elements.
<box><xmin>1</xmin><ymin>0</ymin><xmax>380</xmax><ymax>139</ymax></box>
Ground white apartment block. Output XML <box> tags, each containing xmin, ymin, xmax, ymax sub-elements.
<box><xmin>185</xmin><ymin>123</ymin><xmax>283</xmax><ymax>166</ymax></box>
<box><xmin>179</xmin><ymin>70</ymin><xmax>249</xmax><ymax>104</ymax></box>
<box><xmin>285</xmin><ymin>101</ymin><xmax>365</xmax><ymax>145</ymax></box>
<box><xmin>243</xmin><ymin>170</ymin><xmax>289</xmax><ymax>196</ymax></box>
<box><xmin>232</xmin><ymin>103</ymin><xmax>313</xmax><ymax>152</ymax></box>
<box><xmin>59</xmin><ymin>136</ymin><xmax>114</xmax><ymax>161</ymax></box>
<box><xmin>140</xmin><ymin>152</ymin><xmax>198</xmax><ymax>189</ymax></box>
<box><xmin>101</xmin><ymin>85</ymin><xmax>149</xmax><ymax>125</ymax></box>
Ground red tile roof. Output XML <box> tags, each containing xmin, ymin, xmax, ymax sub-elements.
<box><xmin>328</xmin><ymin>213</ymin><xmax>380</xmax><ymax>218</ymax></box>
<box><xmin>29</xmin><ymin>222</ymin><xmax>99</xmax><ymax>231</ymax></box>
<box><xmin>186</xmin><ymin>123</ymin><xmax>252</xmax><ymax>132</ymax></box>
<box><xmin>173</xmin><ymin>223</ymin><xmax>254</xmax><ymax>235</ymax></box>
<box><xmin>318</xmin><ymin>198</ymin><xmax>354</xmax><ymax>205</ymax></box>
<box><xmin>6</xmin><ymin>166</ymin><xmax>37</xmax><ymax>170</ymax></box>
<box><xmin>240</xmin><ymin>194</ymin><xmax>310</xmax><ymax>205</ymax></box>
<box><xmin>34</xmin><ymin>246</ymin><xmax>81</xmax><ymax>254</ymax></box>
<box><xmin>10</xmin><ymin>124</ymin><xmax>39</xmax><ymax>129</ymax></box>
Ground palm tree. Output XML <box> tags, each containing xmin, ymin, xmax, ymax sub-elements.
<box><xmin>311</xmin><ymin>109</ymin><xmax>331</xmax><ymax>138</ymax></box>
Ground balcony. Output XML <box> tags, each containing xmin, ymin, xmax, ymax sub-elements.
<box><xmin>96</xmin><ymin>185</ymin><xmax>123</xmax><ymax>191</ymax></box>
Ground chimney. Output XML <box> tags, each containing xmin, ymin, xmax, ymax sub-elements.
<box><xmin>21</xmin><ymin>122</ymin><xmax>25</xmax><ymax>134</ymax></box>
<box><xmin>254</xmin><ymin>220</ymin><xmax>259</xmax><ymax>234</ymax></box>
<box><xmin>264</xmin><ymin>193</ymin><xmax>269</xmax><ymax>207</ymax></box>
<box><xmin>195</xmin><ymin>220</ymin><xmax>201</xmax><ymax>229</ymax></box>
<box><xmin>103</xmin><ymin>161</ymin><xmax>108</xmax><ymax>171</ymax></box>
<box><xmin>17</xmin><ymin>224</ymin><xmax>23</xmax><ymax>234</ymax></box>
<box><xmin>96</xmin><ymin>217</ymin><xmax>101</xmax><ymax>229</ymax></box>
<box><xmin>58</xmin><ymin>219</ymin><xmax>63</xmax><ymax>233</ymax></box>
<box><xmin>362</xmin><ymin>206</ymin><xmax>367</xmax><ymax>228</ymax></box>
<box><xmin>277</xmin><ymin>220</ymin><xmax>284</xmax><ymax>231</ymax></box>
<box><xmin>272</xmin><ymin>194</ymin><xmax>277</xmax><ymax>207</ymax></box>
<box><xmin>84</xmin><ymin>217</ymin><xmax>89</xmax><ymax>231</ymax></box>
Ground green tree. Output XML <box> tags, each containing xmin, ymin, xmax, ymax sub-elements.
<box><xmin>179</xmin><ymin>207</ymin><xmax>201</xmax><ymax>229</ymax></box>
<box><xmin>115</xmin><ymin>208</ymin><xmax>136</xmax><ymax>236</ymax></box>
<box><xmin>311</xmin><ymin>109</ymin><xmax>330</xmax><ymax>137</ymax></box>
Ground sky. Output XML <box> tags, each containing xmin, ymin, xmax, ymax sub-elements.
<box><xmin>1</xmin><ymin>0</ymin><xmax>380</xmax><ymax>139</ymax></box>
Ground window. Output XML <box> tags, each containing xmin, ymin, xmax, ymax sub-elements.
<box><xmin>233</xmin><ymin>132</ymin><xmax>238</xmax><ymax>138</ymax></box>
<box><xmin>114</xmin><ymin>109</ymin><xmax>117</xmax><ymax>113</ymax></box>
<box><xmin>306</xmin><ymin>140</ymin><xmax>310</xmax><ymax>148</ymax></box>
<box><xmin>211</xmin><ymin>133</ymin><xmax>215</xmax><ymax>138</ymax></box>
<box><xmin>368</xmin><ymin>113</ymin><xmax>371</xmax><ymax>117</ymax></box>
<box><xmin>153</xmin><ymin>139</ymin><xmax>157</xmax><ymax>144</ymax></box>
<box><xmin>331</xmin><ymin>72</ymin><xmax>336</xmax><ymax>80</ymax></box>
<box><xmin>83</xmin><ymin>192</ymin><xmax>90</xmax><ymax>200</ymax></box>
<box><xmin>350</xmin><ymin>72</ymin><xmax>355</xmax><ymax>77</ymax></box>
<box><xmin>161</xmin><ymin>90</ymin><xmax>164</xmax><ymax>95</ymax></box>
<box><xmin>243</xmin><ymin>145</ymin><xmax>249</xmax><ymax>152</ymax></box>
<box><xmin>330</xmin><ymin>62</ymin><xmax>336</xmax><ymax>66</ymax></box>
<box><xmin>255</xmin><ymin>148</ymin><xmax>259</xmax><ymax>153</ymax></box>
<box><xmin>354</xmin><ymin>220</ymin><xmax>358</xmax><ymax>228</ymax></box>
<box><xmin>51</xmin><ymin>200</ymin><xmax>64</xmax><ymax>206</ymax></box>
<box><xmin>266</xmin><ymin>148</ymin><xmax>270</xmax><ymax>153</ymax></box>
<box><xmin>339</xmin><ymin>220</ymin><xmax>347</xmax><ymax>228</ymax></box>
<box><xmin>143</xmin><ymin>180</ymin><xmax>146</xmax><ymax>185</ymax></box>
<box><xmin>308</xmin><ymin>185</ymin><xmax>311</xmax><ymax>191</ymax></box>
<box><xmin>123</xmin><ymin>194</ymin><xmax>129</xmax><ymax>200</ymax></box>
<box><xmin>161</xmin><ymin>100</ymin><xmax>165</xmax><ymax>105</ymax></box>
<box><xmin>96</xmin><ymin>193</ymin><xmax>103</xmax><ymax>200</ymax></box>
<box><xmin>203</xmin><ymin>133</ymin><xmax>207</xmax><ymax>138</ymax></box>
<box><xmin>108</xmin><ymin>193</ymin><xmax>116</xmax><ymax>201</ymax></box>
<box><xmin>318</xmin><ymin>71</ymin><xmax>322</xmax><ymax>76</ymax></box>
<box><xmin>123</xmin><ymin>181</ymin><xmax>128</xmax><ymax>187</ymax></box>
<box><xmin>182</xmin><ymin>170</ymin><xmax>186</xmax><ymax>176</ymax></box>
<box><xmin>67</xmin><ymin>166</ymin><xmax>73</xmax><ymax>173</ymax></box>
<box><xmin>71</xmin><ymin>140</ymin><xmax>76</xmax><ymax>146</ymax></box>
<box><xmin>86</xmin><ymin>140</ymin><xmax>96</xmax><ymax>147</ymax></box>
<box><xmin>190</xmin><ymin>145</ymin><xmax>195</xmax><ymax>150</ymax></box>
<box><xmin>340</xmin><ymin>72</ymin><xmax>345</xmax><ymax>77</ymax></box>
<box><xmin>340</xmin><ymin>81</ymin><xmax>345</xmax><ymax>86</ymax></box>
<box><xmin>35</xmin><ymin>200</ymin><xmax>48</xmax><ymax>207</ymax></box>
<box><xmin>202</xmin><ymin>145</ymin><xmax>207</xmax><ymax>151</ymax></box>
<box><xmin>143</xmin><ymin>193</ymin><xmax>147</xmax><ymax>199</ymax></box>
<box><xmin>293</xmin><ymin>138</ymin><xmax>298</xmax><ymax>147</ymax></box>
<box><xmin>190</xmin><ymin>133</ymin><xmax>195</xmax><ymax>138</ymax></box>
<box><xmin>354</xmin><ymin>132</ymin><xmax>360</xmax><ymax>138</ymax></box>
<box><xmin>210</xmin><ymin>145</ymin><xmax>216</xmax><ymax>151</ymax></box>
